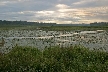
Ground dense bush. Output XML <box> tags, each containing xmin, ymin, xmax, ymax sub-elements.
<box><xmin>0</xmin><ymin>46</ymin><xmax>108</xmax><ymax>72</ymax></box>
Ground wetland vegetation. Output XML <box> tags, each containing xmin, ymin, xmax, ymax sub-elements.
<box><xmin>0</xmin><ymin>46</ymin><xmax>108</xmax><ymax>72</ymax></box>
<box><xmin>0</xmin><ymin>26</ymin><xmax>108</xmax><ymax>72</ymax></box>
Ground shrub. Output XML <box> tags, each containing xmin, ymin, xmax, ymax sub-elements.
<box><xmin>0</xmin><ymin>46</ymin><xmax>108</xmax><ymax>72</ymax></box>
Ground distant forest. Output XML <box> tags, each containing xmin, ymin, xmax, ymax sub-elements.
<box><xmin>90</xmin><ymin>22</ymin><xmax>108</xmax><ymax>26</ymax></box>
<box><xmin>0</xmin><ymin>20</ymin><xmax>56</xmax><ymax>26</ymax></box>
<box><xmin>0</xmin><ymin>20</ymin><xmax>108</xmax><ymax>26</ymax></box>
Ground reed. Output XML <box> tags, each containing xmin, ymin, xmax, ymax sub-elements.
<box><xmin>0</xmin><ymin>37</ymin><xmax>5</xmax><ymax>47</ymax></box>
<box><xmin>0</xmin><ymin>46</ymin><xmax>108</xmax><ymax>72</ymax></box>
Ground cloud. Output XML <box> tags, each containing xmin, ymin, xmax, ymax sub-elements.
<box><xmin>73</xmin><ymin>0</ymin><xmax>96</xmax><ymax>5</ymax></box>
<box><xmin>0</xmin><ymin>0</ymin><xmax>108</xmax><ymax>24</ymax></box>
<box><xmin>56</xmin><ymin>4</ymin><xmax>70</xmax><ymax>9</ymax></box>
<box><xmin>72</xmin><ymin>0</ymin><xmax>108</xmax><ymax>8</ymax></box>
<box><xmin>36</xmin><ymin>11</ymin><xmax>55</xmax><ymax>15</ymax></box>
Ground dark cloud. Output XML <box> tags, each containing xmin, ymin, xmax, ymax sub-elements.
<box><xmin>72</xmin><ymin>0</ymin><xmax>108</xmax><ymax>8</ymax></box>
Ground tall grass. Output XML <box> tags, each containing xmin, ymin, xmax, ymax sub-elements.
<box><xmin>41</xmin><ymin>26</ymin><xmax>108</xmax><ymax>31</ymax></box>
<box><xmin>0</xmin><ymin>46</ymin><xmax>108</xmax><ymax>72</ymax></box>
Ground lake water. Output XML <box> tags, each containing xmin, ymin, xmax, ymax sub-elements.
<box><xmin>0</xmin><ymin>29</ymin><xmax>108</xmax><ymax>53</ymax></box>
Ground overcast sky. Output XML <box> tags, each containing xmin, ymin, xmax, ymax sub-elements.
<box><xmin>0</xmin><ymin>0</ymin><xmax>108</xmax><ymax>24</ymax></box>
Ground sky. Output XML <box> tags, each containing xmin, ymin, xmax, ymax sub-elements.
<box><xmin>0</xmin><ymin>0</ymin><xmax>108</xmax><ymax>24</ymax></box>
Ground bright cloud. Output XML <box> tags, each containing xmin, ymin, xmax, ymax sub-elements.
<box><xmin>56</xmin><ymin>4</ymin><xmax>70</xmax><ymax>8</ymax></box>
<box><xmin>36</xmin><ymin>11</ymin><xmax>55</xmax><ymax>15</ymax></box>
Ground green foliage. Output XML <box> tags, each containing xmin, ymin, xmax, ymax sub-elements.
<box><xmin>41</xmin><ymin>26</ymin><xmax>108</xmax><ymax>31</ymax></box>
<box><xmin>0</xmin><ymin>46</ymin><xmax>108</xmax><ymax>72</ymax></box>
<box><xmin>0</xmin><ymin>25</ymin><xmax>108</xmax><ymax>31</ymax></box>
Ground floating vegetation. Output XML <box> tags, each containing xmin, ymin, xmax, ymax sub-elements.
<box><xmin>0</xmin><ymin>29</ymin><xmax>108</xmax><ymax>53</ymax></box>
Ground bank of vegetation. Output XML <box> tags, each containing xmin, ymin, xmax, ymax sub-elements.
<box><xmin>0</xmin><ymin>46</ymin><xmax>108</xmax><ymax>72</ymax></box>
<box><xmin>41</xmin><ymin>26</ymin><xmax>108</xmax><ymax>31</ymax></box>
<box><xmin>0</xmin><ymin>25</ymin><xmax>108</xmax><ymax>31</ymax></box>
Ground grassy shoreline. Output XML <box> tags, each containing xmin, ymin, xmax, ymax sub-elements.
<box><xmin>0</xmin><ymin>26</ymin><xmax>108</xmax><ymax>31</ymax></box>
<box><xmin>0</xmin><ymin>46</ymin><xmax>108</xmax><ymax>72</ymax></box>
<box><xmin>41</xmin><ymin>26</ymin><xmax>108</xmax><ymax>31</ymax></box>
